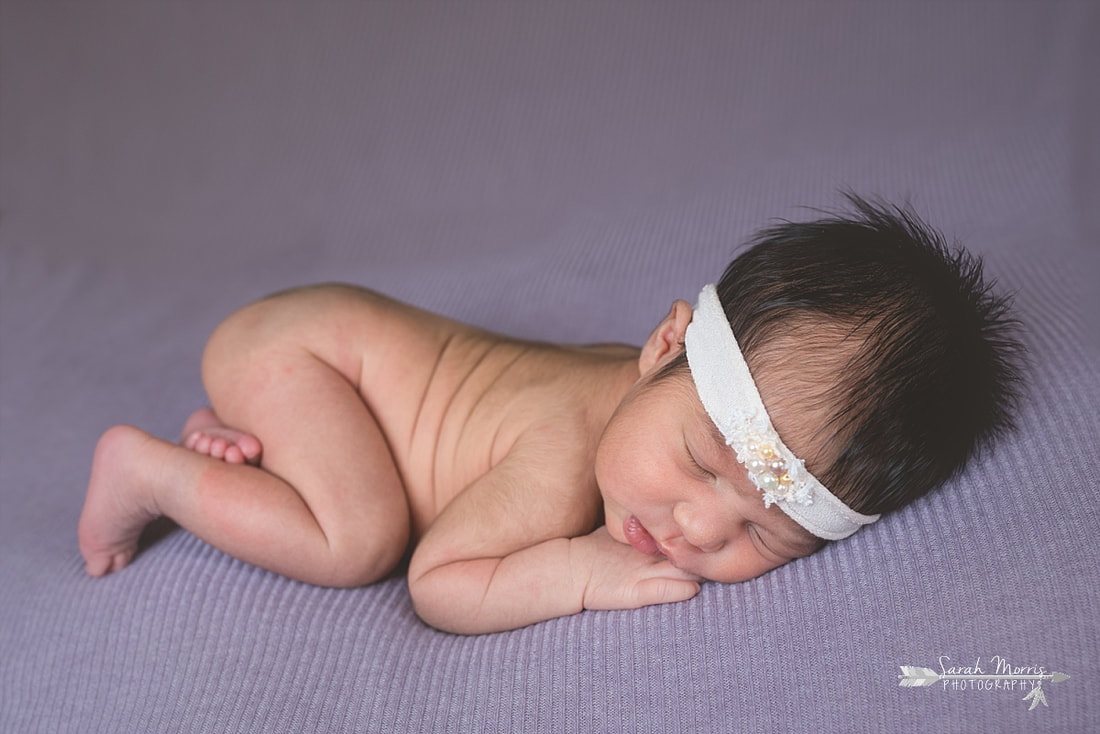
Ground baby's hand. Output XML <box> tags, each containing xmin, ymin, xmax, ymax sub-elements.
<box><xmin>572</xmin><ymin>526</ymin><xmax>702</xmax><ymax>612</ymax></box>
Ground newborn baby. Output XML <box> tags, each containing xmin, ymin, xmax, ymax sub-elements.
<box><xmin>79</xmin><ymin>196</ymin><xmax>1022</xmax><ymax>634</ymax></box>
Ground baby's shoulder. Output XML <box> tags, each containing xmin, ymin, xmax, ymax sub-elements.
<box><xmin>490</xmin><ymin>342</ymin><xmax>638</xmax><ymax>461</ymax></box>
<box><xmin>429</xmin><ymin>339</ymin><xmax>636</xmax><ymax>534</ymax></box>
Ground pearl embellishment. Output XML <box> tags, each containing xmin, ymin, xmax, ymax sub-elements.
<box><xmin>732</xmin><ymin>436</ymin><xmax>814</xmax><ymax>508</ymax></box>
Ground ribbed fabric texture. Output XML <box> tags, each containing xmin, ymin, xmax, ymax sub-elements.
<box><xmin>2</xmin><ymin>1</ymin><xmax>1097</xmax><ymax>732</ymax></box>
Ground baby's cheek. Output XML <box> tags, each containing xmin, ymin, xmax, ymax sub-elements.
<box><xmin>593</xmin><ymin>436</ymin><xmax>633</xmax><ymax>500</ymax></box>
<box><xmin>703</xmin><ymin>546</ymin><xmax>791</xmax><ymax>584</ymax></box>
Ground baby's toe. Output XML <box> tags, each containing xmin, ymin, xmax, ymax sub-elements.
<box><xmin>109</xmin><ymin>550</ymin><xmax>134</xmax><ymax>574</ymax></box>
<box><xmin>85</xmin><ymin>554</ymin><xmax>111</xmax><ymax>578</ymax></box>
<box><xmin>237</xmin><ymin>435</ymin><xmax>262</xmax><ymax>461</ymax></box>
<box><xmin>192</xmin><ymin>433</ymin><xmax>212</xmax><ymax>455</ymax></box>
<box><xmin>209</xmin><ymin>438</ymin><xmax>228</xmax><ymax>459</ymax></box>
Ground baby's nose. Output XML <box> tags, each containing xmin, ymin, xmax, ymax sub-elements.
<box><xmin>672</xmin><ymin>501</ymin><xmax>727</xmax><ymax>553</ymax></box>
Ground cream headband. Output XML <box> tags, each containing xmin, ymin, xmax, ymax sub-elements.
<box><xmin>683</xmin><ymin>284</ymin><xmax>879</xmax><ymax>540</ymax></box>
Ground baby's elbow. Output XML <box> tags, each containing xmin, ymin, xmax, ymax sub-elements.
<box><xmin>408</xmin><ymin>575</ymin><xmax>441</xmax><ymax>626</ymax></box>
<box><xmin>409</xmin><ymin>557</ymin><xmax>517</xmax><ymax>635</ymax></box>
<box><xmin>408</xmin><ymin>573</ymin><xmax>480</xmax><ymax>635</ymax></box>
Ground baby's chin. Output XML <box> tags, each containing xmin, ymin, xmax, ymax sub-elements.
<box><xmin>600</xmin><ymin>504</ymin><xmax>626</xmax><ymax>544</ymax></box>
<box><xmin>593</xmin><ymin>469</ymin><xmax>623</xmax><ymax>540</ymax></box>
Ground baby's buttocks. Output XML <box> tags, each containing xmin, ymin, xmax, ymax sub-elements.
<box><xmin>329</xmin><ymin>294</ymin><xmax>529</xmax><ymax>533</ymax></box>
<box><xmin>217</xmin><ymin>284</ymin><xmax>637</xmax><ymax>541</ymax></box>
<box><xmin>234</xmin><ymin>285</ymin><xmax>512</xmax><ymax>535</ymax></box>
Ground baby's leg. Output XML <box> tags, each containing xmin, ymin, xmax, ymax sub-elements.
<box><xmin>79</xmin><ymin>302</ymin><xmax>411</xmax><ymax>586</ymax></box>
<box><xmin>181</xmin><ymin>407</ymin><xmax>262</xmax><ymax>465</ymax></box>
<box><xmin>80</xmin><ymin>424</ymin><xmax>257</xmax><ymax>576</ymax></box>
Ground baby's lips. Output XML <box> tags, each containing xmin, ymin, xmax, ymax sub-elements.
<box><xmin>623</xmin><ymin>515</ymin><xmax>660</xmax><ymax>555</ymax></box>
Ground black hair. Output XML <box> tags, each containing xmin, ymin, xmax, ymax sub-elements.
<box><xmin>661</xmin><ymin>194</ymin><xmax>1025</xmax><ymax>516</ymax></box>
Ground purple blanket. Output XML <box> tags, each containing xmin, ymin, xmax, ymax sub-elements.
<box><xmin>2</xmin><ymin>2</ymin><xmax>1097</xmax><ymax>731</ymax></box>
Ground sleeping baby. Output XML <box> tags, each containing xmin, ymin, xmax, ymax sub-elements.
<box><xmin>78</xmin><ymin>195</ymin><xmax>1023</xmax><ymax>634</ymax></box>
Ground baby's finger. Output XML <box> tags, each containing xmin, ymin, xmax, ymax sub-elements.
<box><xmin>647</xmin><ymin>558</ymin><xmax>703</xmax><ymax>583</ymax></box>
<box><xmin>633</xmin><ymin>577</ymin><xmax>701</xmax><ymax>607</ymax></box>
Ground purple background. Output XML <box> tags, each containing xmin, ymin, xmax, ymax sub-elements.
<box><xmin>2</xmin><ymin>2</ymin><xmax>1097</xmax><ymax>731</ymax></box>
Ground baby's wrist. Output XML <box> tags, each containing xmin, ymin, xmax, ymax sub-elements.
<box><xmin>566</xmin><ymin>533</ymin><xmax>598</xmax><ymax>609</ymax></box>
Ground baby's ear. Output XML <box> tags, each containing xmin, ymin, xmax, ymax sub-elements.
<box><xmin>639</xmin><ymin>300</ymin><xmax>693</xmax><ymax>374</ymax></box>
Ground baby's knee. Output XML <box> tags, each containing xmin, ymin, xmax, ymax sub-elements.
<box><xmin>318</xmin><ymin>534</ymin><xmax>409</xmax><ymax>588</ymax></box>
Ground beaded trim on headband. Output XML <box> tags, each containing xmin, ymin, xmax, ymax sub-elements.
<box><xmin>683</xmin><ymin>284</ymin><xmax>880</xmax><ymax>541</ymax></box>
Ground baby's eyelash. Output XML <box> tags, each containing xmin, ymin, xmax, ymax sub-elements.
<box><xmin>748</xmin><ymin>525</ymin><xmax>778</xmax><ymax>559</ymax></box>
<box><xmin>749</xmin><ymin>524</ymin><xmax>795</xmax><ymax>562</ymax></box>
<box><xmin>684</xmin><ymin>442</ymin><xmax>714</xmax><ymax>479</ymax></box>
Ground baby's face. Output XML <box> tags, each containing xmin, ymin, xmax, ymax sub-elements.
<box><xmin>596</xmin><ymin>370</ymin><xmax>823</xmax><ymax>583</ymax></box>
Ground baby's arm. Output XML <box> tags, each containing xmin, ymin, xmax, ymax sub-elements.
<box><xmin>407</xmin><ymin>443</ymin><xmax>701</xmax><ymax>635</ymax></box>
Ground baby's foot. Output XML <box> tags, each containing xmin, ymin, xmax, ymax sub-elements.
<box><xmin>78</xmin><ymin>425</ymin><xmax>163</xmax><ymax>577</ymax></box>
<box><xmin>180</xmin><ymin>407</ymin><xmax>262</xmax><ymax>466</ymax></box>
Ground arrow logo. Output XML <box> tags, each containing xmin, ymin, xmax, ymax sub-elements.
<box><xmin>1022</xmin><ymin>685</ymin><xmax>1048</xmax><ymax>711</ymax></box>
<box><xmin>898</xmin><ymin>665</ymin><xmax>1070</xmax><ymax>711</ymax></box>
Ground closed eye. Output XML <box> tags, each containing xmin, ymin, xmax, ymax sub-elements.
<box><xmin>684</xmin><ymin>438</ymin><xmax>715</xmax><ymax>480</ymax></box>
<box><xmin>748</xmin><ymin>524</ymin><xmax>787</xmax><ymax>562</ymax></box>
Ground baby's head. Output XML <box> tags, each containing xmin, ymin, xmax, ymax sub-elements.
<box><xmin>598</xmin><ymin>195</ymin><xmax>1023</xmax><ymax>581</ymax></box>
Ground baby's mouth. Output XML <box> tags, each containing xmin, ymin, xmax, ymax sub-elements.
<box><xmin>623</xmin><ymin>515</ymin><xmax>660</xmax><ymax>556</ymax></box>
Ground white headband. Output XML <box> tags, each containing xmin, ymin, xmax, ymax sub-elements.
<box><xmin>683</xmin><ymin>284</ymin><xmax>879</xmax><ymax>540</ymax></box>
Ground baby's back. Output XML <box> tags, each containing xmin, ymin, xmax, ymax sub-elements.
<box><xmin>225</xmin><ymin>284</ymin><xmax>634</xmax><ymax>540</ymax></box>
